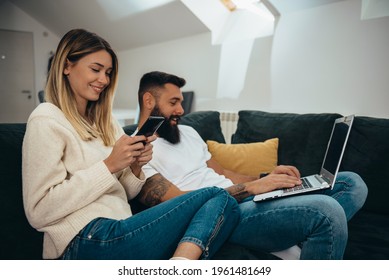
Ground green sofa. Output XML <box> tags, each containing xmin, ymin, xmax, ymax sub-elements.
<box><xmin>1</xmin><ymin>110</ymin><xmax>388</xmax><ymax>259</ymax></box>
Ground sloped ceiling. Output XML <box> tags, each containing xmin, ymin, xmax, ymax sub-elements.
<box><xmin>8</xmin><ymin>0</ymin><xmax>209</xmax><ymax>50</ymax></box>
<box><xmin>8</xmin><ymin>0</ymin><xmax>348</xmax><ymax>51</ymax></box>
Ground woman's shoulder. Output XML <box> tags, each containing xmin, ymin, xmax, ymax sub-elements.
<box><xmin>29</xmin><ymin>103</ymin><xmax>62</xmax><ymax>118</ymax></box>
<box><xmin>27</xmin><ymin>103</ymin><xmax>70</xmax><ymax>130</ymax></box>
<box><xmin>28</xmin><ymin>103</ymin><xmax>59</xmax><ymax>118</ymax></box>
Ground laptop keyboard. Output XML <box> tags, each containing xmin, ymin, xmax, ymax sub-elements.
<box><xmin>283</xmin><ymin>177</ymin><xmax>313</xmax><ymax>193</ymax></box>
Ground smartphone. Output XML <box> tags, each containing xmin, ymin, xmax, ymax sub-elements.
<box><xmin>135</xmin><ymin>116</ymin><xmax>165</xmax><ymax>137</ymax></box>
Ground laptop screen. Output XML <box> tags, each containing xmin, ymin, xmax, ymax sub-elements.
<box><xmin>322</xmin><ymin>121</ymin><xmax>350</xmax><ymax>175</ymax></box>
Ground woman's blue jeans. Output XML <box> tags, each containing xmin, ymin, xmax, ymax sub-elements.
<box><xmin>226</xmin><ymin>171</ymin><xmax>368</xmax><ymax>259</ymax></box>
<box><xmin>61</xmin><ymin>187</ymin><xmax>239</xmax><ymax>260</ymax></box>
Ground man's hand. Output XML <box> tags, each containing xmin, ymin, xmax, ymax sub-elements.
<box><xmin>271</xmin><ymin>165</ymin><xmax>301</xmax><ymax>179</ymax></box>
<box><xmin>227</xmin><ymin>165</ymin><xmax>302</xmax><ymax>202</ymax></box>
<box><xmin>256</xmin><ymin>173</ymin><xmax>301</xmax><ymax>192</ymax></box>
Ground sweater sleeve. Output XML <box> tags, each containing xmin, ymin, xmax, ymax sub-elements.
<box><xmin>112</xmin><ymin>120</ymin><xmax>146</xmax><ymax>199</ymax></box>
<box><xmin>22</xmin><ymin>116</ymin><xmax>117</xmax><ymax>229</ymax></box>
<box><xmin>117</xmin><ymin>167</ymin><xmax>146</xmax><ymax>199</ymax></box>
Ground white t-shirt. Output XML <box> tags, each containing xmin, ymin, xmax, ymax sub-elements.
<box><xmin>143</xmin><ymin>125</ymin><xmax>233</xmax><ymax>191</ymax></box>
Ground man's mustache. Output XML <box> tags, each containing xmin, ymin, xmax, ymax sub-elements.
<box><xmin>168</xmin><ymin>115</ymin><xmax>181</xmax><ymax>123</ymax></box>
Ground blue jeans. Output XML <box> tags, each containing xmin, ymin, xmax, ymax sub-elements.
<box><xmin>226</xmin><ymin>171</ymin><xmax>368</xmax><ymax>259</ymax></box>
<box><xmin>61</xmin><ymin>187</ymin><xmax>239</xmax><ymax>260</ymax></box>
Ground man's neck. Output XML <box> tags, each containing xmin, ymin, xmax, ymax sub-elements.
<box><xmin>137</xmin><ymin>113</ymin><xmax>150</xmax><ymax>128</ymax></box>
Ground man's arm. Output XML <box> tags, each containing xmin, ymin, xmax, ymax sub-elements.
<box><xmin>137</xmin><ymin>173</ymin><xmax>187</xmax><ymax>207</ymax></box>
<box><xmin>206</xmin><ymin>157</ymin><xmax>255</xmax><ymax>202</ymax></box>
<box><xmin>225</xmin><ymin>183</ymin><xmax>251</xmax><ymax>203</ymax></box>
<box><xmin>206</xmin><ymin>157</ymin><xmax>257</xmax><ymax>184</ymax></box>
<box><xmin>207</xmin><ymin>158</ymin><xmax>301</xmax><ymax>202</ymax></box>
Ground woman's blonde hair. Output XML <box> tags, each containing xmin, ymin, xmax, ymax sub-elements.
<box><xmin>45</xmin><ymin>29</ymin><xmax>118</xmax><ymax>146</ymax></box>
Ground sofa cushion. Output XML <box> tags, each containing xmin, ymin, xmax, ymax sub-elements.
<box><xmin>342</xmin><ymin>116</ymin><xmax>389</xmax><ymax>214</ymax></box>
<box><xmin>232</xmin><ymin>111</ymin><xmax>342</xmax><ymax>177</ymax></box>
<box><xmin>123</xmin><ymin>111</ymin><xmax>226</xmax><ymax>144</ymax></box>
<box><xmin>345</xmin><ymin>210</ymin><xmax>389</xmax><ymax>259</ymax></box>
<box><xmin>179</xmin><ymin>111</ymin><xmax>226</xmax><ymax>143</ymax></box>
<box><xmin>0</xmin><ymin>123</ymin><xmax>43</xmax><ymax>259</ymax></box>
<box><xmin>206</xmin><ymin>138</ymin><xmax>278</xmax><ymax>176</ymax></box>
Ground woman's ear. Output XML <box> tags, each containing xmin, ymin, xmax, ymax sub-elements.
<box><xmin>63</xmin><ymin>59</ymin><xmax>72</xmax><ymax>76</ymax></box>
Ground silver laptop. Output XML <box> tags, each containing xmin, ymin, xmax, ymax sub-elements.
<box><xmin>253</xmin><ymin>115</ymin><xmax>354</xmax><ymax>202</ymax></box>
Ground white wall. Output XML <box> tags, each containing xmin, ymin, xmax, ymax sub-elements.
<box><xmin>271</xmin><ymin>0</ymin><xmax>389</xmax><ymax>118</ymax></box>
<box><xmin>115</xmin><ymin>31</ymin><xmax>274</xmax><ymax>113</ymax></box>
<box><xmin>0</xmin><ymin>0</ymin><xmax>59</xmax><ymax>106</ymax></box>
<box><xmin>115</xmin><ymin>32</ymin><xmax>221</xmax><ymax>111</ymax></box>
<box><xmin>115</xmin><ymin>0</ymin><xmax>389</xmax><ymax>118</ymax></box>
<box><xmin>2</xmin><ymin>0</ymin><xmax>388</xmax><ymax>119</ymax></box>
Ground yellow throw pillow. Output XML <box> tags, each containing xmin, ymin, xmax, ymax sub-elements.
<box><xmin>206</xmin><ymin>138</ymin><xmax>279</xmax><ymax>176</ymax></box>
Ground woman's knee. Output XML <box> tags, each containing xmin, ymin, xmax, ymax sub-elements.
<box><xmin>208</xmin><ymin>187</ymin><xmax>240</xmax><ymax>223</ymax></box>
<box><xmin>215</xmin><ymin>187</ymin><xmax>240</xmax><ymax>211</ymax></box>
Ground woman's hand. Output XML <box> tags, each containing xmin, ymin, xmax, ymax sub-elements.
<box><xmin>104</xmin><ymin>134</ymin><xmax>147</xmax><ymax>174</ymax></box>
<box><xmin>130</xmin><ymin>134</ymin><xmax>157</xmax><ymax>176</ymax></box>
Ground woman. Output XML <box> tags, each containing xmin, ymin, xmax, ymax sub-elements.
<box><xmin>22</xmin><ymin>29</ymin><xmax>239</xmax><ymax>260</ymax></box>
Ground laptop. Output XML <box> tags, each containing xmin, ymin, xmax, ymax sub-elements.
<box><xmin>253</xmin><ymin>115</ymin><xmax>354</xmax><ymax>202</ymax></box>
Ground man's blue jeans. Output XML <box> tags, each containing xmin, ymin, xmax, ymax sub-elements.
<box><xmin>61</xmin><ymin>187</ymin><xmax>239</xmax><ymax>260</ymax></box>
<box><xmin>227</xmin><ymin>171</ymin><xmax>368</xmax><ymax>259</ymax></box>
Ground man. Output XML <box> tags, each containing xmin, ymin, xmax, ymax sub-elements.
<box><xmin>135</xmin><ymin>71</ymin><xmax>368</xmax><ymax>259</ymax></box>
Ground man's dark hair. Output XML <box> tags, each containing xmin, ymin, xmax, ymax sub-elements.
<box><xmin>137</xmin><ymin>71</ymin><xmax>186</xmax><ymax>109</ymax></box>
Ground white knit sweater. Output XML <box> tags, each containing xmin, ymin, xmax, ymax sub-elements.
<box><xmin>22</xmin><ymin>103</ymin><xmax>145</xmax><ymax>259</ymax></box>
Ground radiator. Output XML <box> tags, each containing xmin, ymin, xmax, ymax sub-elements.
<box><xmin>219</xmin><ymin>111</ymin><xmax>239</xmax><ymax>144</ymax></box>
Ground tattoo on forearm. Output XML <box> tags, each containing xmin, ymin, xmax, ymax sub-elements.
<box><xmin>228</xmin><ymin>183</ymin><xmax>249</xmax><ymax>203</ymax></box>
<box><xmin>141</xmin><ymin>174</ymin><xmax>170</xmax><ymax>206</ymax></box>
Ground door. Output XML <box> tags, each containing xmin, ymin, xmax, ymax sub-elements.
<box><xmin>0</xmin><ymin>29</ymin><xmax>35</xmax><ymax>123</ymax></box>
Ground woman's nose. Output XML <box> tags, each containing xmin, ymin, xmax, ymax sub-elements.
<box><xmin>98</xmin><ymin>73</ymin><xmax>109</xmax><ymax>84</ymax></box>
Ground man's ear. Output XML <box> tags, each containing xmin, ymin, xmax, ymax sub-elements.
<box><xmin>143</xmin><ymin>92</ymin><xmax>155</xmax><ymax>110</ymax></box>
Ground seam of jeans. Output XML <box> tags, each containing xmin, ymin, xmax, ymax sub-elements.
<box><xmin>202</xmin><ymin>191</ymin><xmax>232</xmax><ymax>259</ymax></box>
<box><xmin>203</xmin><ymin>215</ymin><xmax>224</xmax><ymax>258</ymax></box>
<box><xmin>179</xmin><ymin>237</ymin><xmax>205</xmax><ymax>251</ymax></box>
<box><xmin>330</xmin><ymin>179</ymin><xmax>352</xmax><ymax>201</ymax></box>
<box><xmin>79</xmin><ymin>217</ymin><xmax>106</xmax><ymax>240</ymax></box>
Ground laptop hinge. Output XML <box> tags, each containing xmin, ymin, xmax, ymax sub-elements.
<box><xmin>316</xmin><ymin>175</ymin><xmax>329</xmax><ymax>185</ymax></box>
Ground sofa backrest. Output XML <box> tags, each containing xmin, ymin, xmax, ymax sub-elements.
<box><xmin>232</xmin><ymin>111</ymin><xmax>342</xmax><ymax>176</ymax></box>
<box><xmin>0</xmin><ymin>123</ymin><xmax>43</xmax><ymax>259</ymax></box>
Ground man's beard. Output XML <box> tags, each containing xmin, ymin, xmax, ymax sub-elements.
<box><xmin>150</xmin><ymin>107</ymin><xmax>181</xmax><ymax>144</ymax></box>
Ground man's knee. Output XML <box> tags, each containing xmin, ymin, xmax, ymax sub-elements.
<box><xmin>337</xmin><ymin>171</ymin><xmax>368</xmax><ymax>209</ymax></box>
<box><xmin>306</xmin><ymin>196</ymin><xmax>348</xmax><ymax>238</ymax></box>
